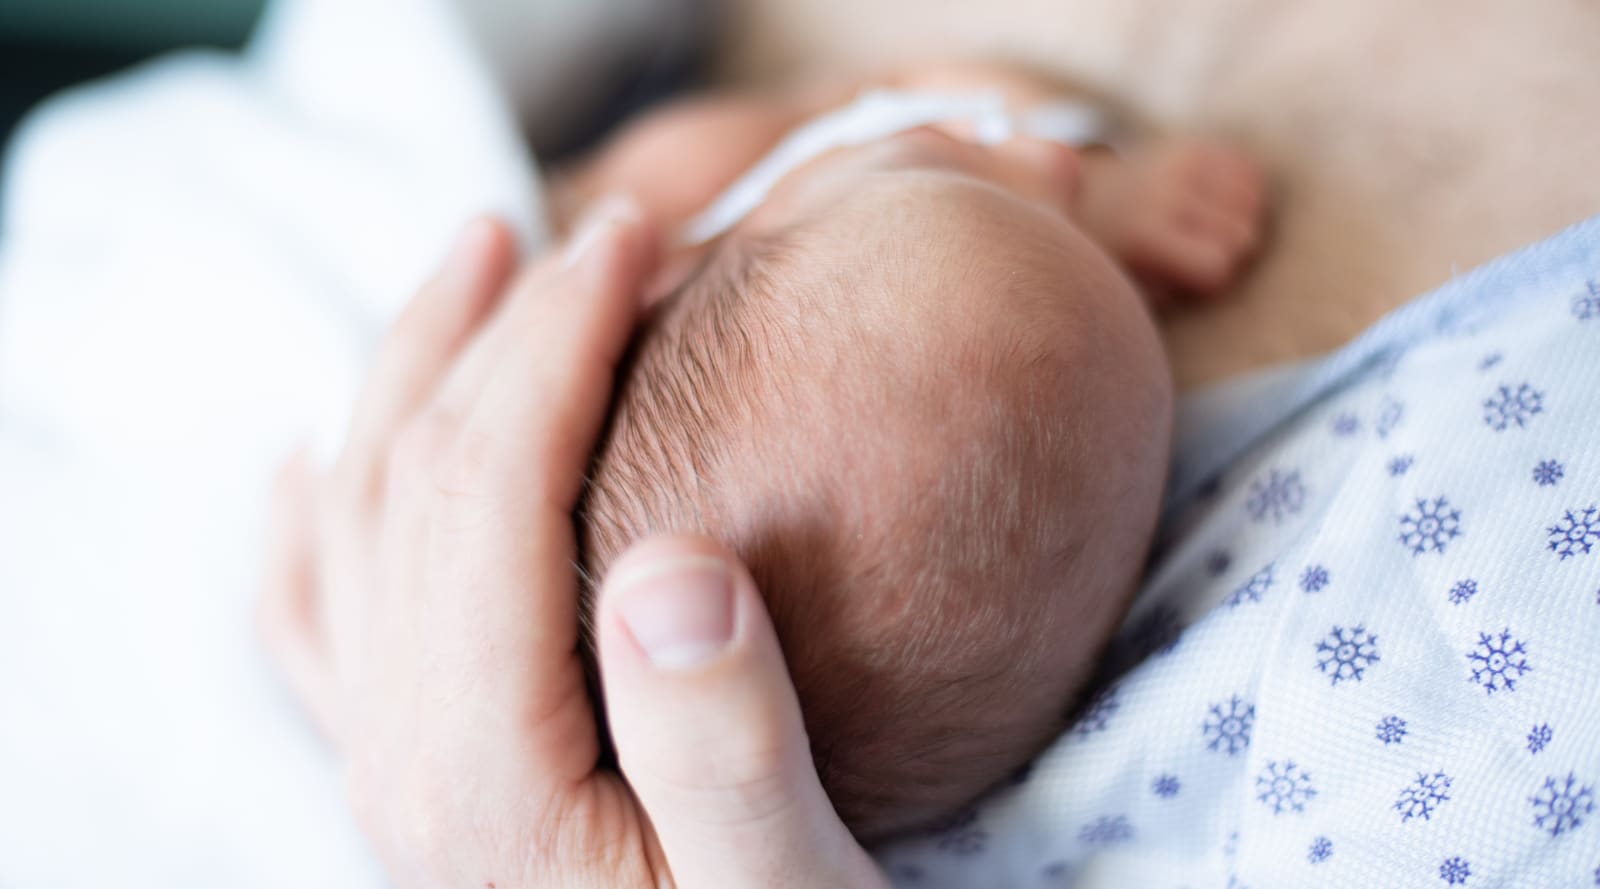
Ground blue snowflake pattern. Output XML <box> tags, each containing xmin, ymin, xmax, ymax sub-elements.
<box><xmin>1396</xmin><ymin>771</ymin><xmax>1453</xmax><ymax>822</ymax></box>
<box><xmin>1246</xmin><ymin>469</ymin><xmax>1307</xmax><ymax>524</ymax></box>
<box><xmin>1483</xmin><ymin>382</ymin><xmax>1544</xmax><ymax>431</ymax></box>
<box><xmin>1528</xmin><ymin>723</ymin><xmax>1553</xmax><ymax>754</ymax></box>
<box><xmin>1531</xmin><ymin>773</ymin><xmax>1595</xmax><ymax>837</ymax></box>
<box><xmin>1376</xmin><ymin>715</ymin><xmax>1408</xmax><ymax>745</ymax></box>
<box><xmin>1448</xmin><ymin>579</ymin><xmax>1479</xmax><ymax>605</ymax></box>
<box><xmin>1299</xmin><ymin>564</ymin><xmax>1330</xmax><ymax>593</ymax></box>
<box><xmin>1389</xmin><ymin>454</ymin><xmax>1416</xmax><ymax>477</ymax></box>
<box><xmin>1152</xmin><ymin>774</ymin><xmax>1181</xmax><ymax>798</ymax></box>
<box><xmin>1467</xmin><ymin>628</ymin><xmax>1531</xmax><ymax>694</ymax></box>
<box><xmin>1203</xmin><ymin>696</ymin><xmax>1256</xmax><ymax>756</ymax></box>
<box><xmin>1206</xmin><ymin>549</ymin><xmax>1233</xmax><ymax>577</ymax></box>
<box><xmin>1440</xmin><ymin>857</ymin><xmax>1471</xmax><ymax>885</ymax></box>
<box><xmin>1399</xmin><ymin>496</ymin><xmax>1463</xmax><ymax>556</ymax></box>
<box><xmin>929</xmin><ymin>807</ymin><xmax>986</xmax><ymax>855</ymax></box>
<box><xmin>1574</xmin><ymin>280</ymin><xmax>1600</xmax><ymax>321</ymax></box>
<box><xmin>1308</xmin><ymin>836</ymin><xmax>1333</xmax><ymax>864</ymax></box>
<box><xmin>1376</xmin><ymin>398</ymin><xmax>1404</xmax><ymax>438</ymax></box>
<box><xmin>1533</xmin><ymin>459</ymin><xmax>1565</xmax><ymax>487</ymax></box>
<box><xmin>1071</xmin><ymin>684</ymin><xmax>1120</xmax><ymax>737</ymax></box>
<box><xmin>1256</xmin><ymin>761</ymin><xmax>1317</xmax><ymax>815</ymax></box>
<box><xmin>1227</xmin><ymin>564</ymin><xmax>1274</xmax><ymax>607</ymax></box>
<box><xmin>1078</xmin><ymin>815</ymin><xmax>1134</xmax><ymax>846</ymax></box>
<box><xmin>1548</xmin><ymin>506</ymin><xmax>1600</xmax><ymax>560</ymax></box>
<box><xmin>1315</xmin><ymin>624</ymin><xmax>1380</xmax><ymax>685</ymax></box>
<box><xmin>1479</xmin><ymin>352</ymin><xmax>1503</xmax><ymax>371</ymax></box>
<box><xmin>1332</xmin><ymin>413</ymin><xmax>1360</xmax><ymax>436</ymax></box>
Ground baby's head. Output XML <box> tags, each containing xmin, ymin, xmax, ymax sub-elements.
<box><xmin>580</xmin><ymin>126</ymin><xmax>1173</xmax><ymax>839</ymax></box>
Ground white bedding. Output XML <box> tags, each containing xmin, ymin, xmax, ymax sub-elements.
<box><xmin>0</xmin><ymin>0</ymin><xmax>664</xmax><ymax>883</ymax></box>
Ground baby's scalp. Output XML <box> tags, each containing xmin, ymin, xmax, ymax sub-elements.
<box><xmin>580</xmin><ymin>176</ymin><xmax>1173</xmax><ymax>838</ymax></box>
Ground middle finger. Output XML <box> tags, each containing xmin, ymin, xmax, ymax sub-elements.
<box><xmin>338</xmin><ymin>218</ymin><xmax>517</xmax><ymax>499</ymax></box>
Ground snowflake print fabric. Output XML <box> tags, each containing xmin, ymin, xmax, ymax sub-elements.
<box><xmin>1530</xmin><ymin>774</ymin><xmax>1595</xmax><ymax>838</ymax></box>
<box><xmin>1439</xmin><ymin>857</ymin><xmax>1471</xmax><ymax>885</ymax></box>
<box><xmin>1573</xmin><ymin>279</ymin><xmax>1600</xmax><ymax>320</ymax></box>
<box><xmin>1226</xmin><ymin>564</ymin><xmax>1274</xmax><ymax>607</ymax></box>
<box><xmin>1152</xmin><ymin>774</ymin><xmax>1181</xmax><ymax>798</ymax></box>
<box><xmin>1256</xmin><ymin>761</ymin><xmax>1317</xmax><ymax>815</ymax></box>
<box><xmin>1547</xmin><ymin>506</ymin><xmax>1599</xmax><ymax>560</ymax></box>
<box><xmin>1399</xmin><ymin>497</ymin><xmax>1463</xmax><ymax>555</ymax></box>
<box><xmin>1376</xmin><ymin>399</ymin><xmax>1405</xmax><ymax>438</ymax></box>
<box><xmin>874</xmin><ymin>218</ymin><xmax>1600</xmax><ymax>889</ymax></box>
<box><xmin>1315</xmin><ymin>625</ymin><xmax>1380</xmax><ymax>685</ymax></box>
<box><xmin>1532</xmin><ymin>459</ymin><xmax>1564</xmax><ymax>486</ymax></box>
<box><xmin>1078</xmin><ymin>816</ymin><xmax>1134</xmax><ymax>846</ymax></box>
<box><xmin>1203</xmin><ymin>697</ymin><xmax>1255</xmax><ymax>756</ymax></box>
<box><xmin>1246</xmin><ymin>470</ymin><xmax>1306</xmax><ymax>524</ymax></box>
<box><xmin>1071</xmin><ymin>685</ymin><xmax>1120</xmax><ymax>737</ymax></box>
<box><xmin>1377</xmin><ymin>715</ymin><xmax>1409</xmax><ymax>745</ymax></box>
<box><xmin>1396</xmin><ymin>772</ymin><xmax>1453</xmax><ymax>822</ymax></box>
<box><xmin>1300</xmin><ymin>564</ymin><xmax>1330</xmax><ymax>593</ymax></box>
<box><xmin>1526</xmin><ymin>724</ymin><xmax>1552</xmax><ymax>754</ymax></box>
<box><xmin>1482</xmin><ymin>382</ymin><xmax>1544</xmax><ymax>431</ymax></box>
<box><xmin>1467</xmin><ymin>629</ymin><xmax>1530</xmax><ymax>694</ymax></box>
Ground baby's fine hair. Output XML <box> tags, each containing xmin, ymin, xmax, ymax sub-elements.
<box><xmin>579</xmin><ymin>196</ymin><xmax>1169</xmax><ymax>839</ymax></box>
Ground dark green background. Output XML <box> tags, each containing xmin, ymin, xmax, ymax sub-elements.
<box><xmin>1</xmin><ymin>0</ymin><xmax>267</xmax><ymax>148</ymax></box>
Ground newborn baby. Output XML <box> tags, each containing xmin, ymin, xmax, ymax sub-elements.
<box><xmin>557</xmin><ymin>62</ymin><xmax>1265</xmax><ymax>840</ymax></box>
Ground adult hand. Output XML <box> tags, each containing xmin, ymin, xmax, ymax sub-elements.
<box><xmin>257</xmin><ymin>203</ymin><xmax>886</xmax><ymax>889</ymax></box>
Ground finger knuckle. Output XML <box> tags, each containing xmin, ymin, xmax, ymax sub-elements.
<box><xmin>691</xmin><ymin>763</ymin><xmax>798</xmax><ymax>827</ymax></box>
<box><xmin>638</xmin><ymin>725</ymin><xmax>799</xmax><ymax>824</ymax></box>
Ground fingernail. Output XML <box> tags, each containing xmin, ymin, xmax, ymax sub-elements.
<box><xmin>613</xmin><ymin>555</ymin><xmax>734</xmax><ymax>670</ymax></box>
<box><xmin>563</xmin><ymin>193</ymin><xmax>641</xmax><ymax>269</ymax></box>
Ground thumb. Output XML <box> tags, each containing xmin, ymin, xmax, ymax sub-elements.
<box><xmin>596</xmin><ymin>535</ymin><xmax>887</xmax><ymax>889</ymax></box>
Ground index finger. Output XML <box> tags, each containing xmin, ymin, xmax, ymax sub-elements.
<box><xmin>458</xmin><ymin>196</ymin><xmax>662</xmax><ymax>511</ymax></box>
<box><xmin>420</xmin><ymin>198</ymin><xmax>662</xmax><ymax>717</ymax></box>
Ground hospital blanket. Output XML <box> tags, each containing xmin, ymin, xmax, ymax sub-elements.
<box><xmin>877</xmin><ymin>214</ymin><xmax>1600</xmax><ymax>887</ymax></box>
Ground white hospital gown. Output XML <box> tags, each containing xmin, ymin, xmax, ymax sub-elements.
<box><xmin>876</xmin><ymin>214</ymin><xmax>1600</xmax><ymax>888</ymax></box>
